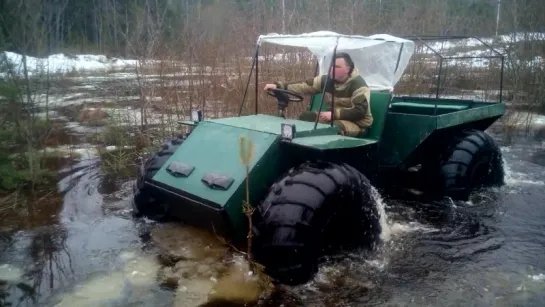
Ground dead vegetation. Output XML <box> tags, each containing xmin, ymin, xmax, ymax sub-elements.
<box><xmin>1</xmin><ymin>0</ymin><xmax>544</xmax><ymax>195</ymax></box>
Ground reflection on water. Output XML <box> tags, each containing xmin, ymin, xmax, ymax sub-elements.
<box><xmin>1</xmin><ymin>154</ymin><xmax>270</xmax><ymax>306</ymax></box>
<box><xmin>28</xmin><ymin>226</ymin><xmax>73</xmax><ymax>298</ymax></box>
<box><xmin>0</xmin><ymin>226</ymin><xmax>73</xmax><ymax>306</ymax></box>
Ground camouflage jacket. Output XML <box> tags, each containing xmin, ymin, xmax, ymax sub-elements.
<box><xmin>274</xmin><ymin>70</ymin><xmax>373</xmax><ymax>128</ymax></box>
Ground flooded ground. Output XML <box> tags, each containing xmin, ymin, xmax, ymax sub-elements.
<box><xmin>1</xmin><ymin>68</ymin><xmax>545</xmax><ymax>306</ymax></box>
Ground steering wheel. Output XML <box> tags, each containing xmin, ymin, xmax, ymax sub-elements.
<box><xmin>266</xmin><ymin>88</ymin><xmax>304</xmax><ymax>118</ymax></box>
<box><xmin>266</xmin><ymin>88</ymin><xmax>304</xmax><ymax>103</ymax></box>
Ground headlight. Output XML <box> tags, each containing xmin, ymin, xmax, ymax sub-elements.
<box><xmin>191</xmin><ymin>110</ymin><xmax>203</xmax><ymax>122</ymax></box>
<box><xmin>281</xmin><ymin>123</ymin><xmax>296</xmax><ymax>140</ymax></box>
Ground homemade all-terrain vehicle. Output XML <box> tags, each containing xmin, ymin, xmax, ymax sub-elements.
<box><xmin>132</xmin><ymin>31</ymin><xmax>506</xmax><ymax>285</ymax></box>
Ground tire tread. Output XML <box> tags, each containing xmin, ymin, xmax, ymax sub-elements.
<box><xmin>252</xmin><ymin>160</ymin><xmax>381</xmax><ymax>285</ymax></box>
<box><xmin>132</xmin><ymin>133</ymin><xmax>189</xmax><ymax>219</ymax></box>
<box><xmin>439</xmin><ymin>129</ymin><xmax>504</xmax><ymax>200</ymax></box>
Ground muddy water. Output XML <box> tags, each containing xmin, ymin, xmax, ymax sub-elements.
<box><xmin>1</xmin><ymin>72</ymin><xmax>545</xmax><ymax>306</ymax></box>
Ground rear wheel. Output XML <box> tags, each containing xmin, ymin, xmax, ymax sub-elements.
<box><xmin>132</xmin><ymin>133</ymin><xmax>189</xmax><ymax>220</ymax></box>
<box><xmin>436</xmin><ymin>129</ymin><xmax>504</xmax><ymax>200</ymax></box>
<box><xmin>251</xmin><ymin>161</ymin><xmax>382</xmax><ymax>285</ymax></box>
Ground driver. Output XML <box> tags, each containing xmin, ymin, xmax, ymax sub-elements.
<box><xmin>263</xmin><ymin>52</ymin><xmax>372</xmax><ymax>137</ymax></box>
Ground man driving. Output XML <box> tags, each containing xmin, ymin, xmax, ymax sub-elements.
<box><xmin>263</xmin><ymin>52</ymin><xmax>373</xmax><ymax>137</ymax></box>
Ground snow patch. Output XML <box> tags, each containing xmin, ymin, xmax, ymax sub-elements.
<box><xmin>1</xmin><ymin>51</ymin><xmax>139</xmax><ymax>77</ymax></box>
<box><xmin>422</xmin><ymin>32</ymin><xmax>545</xmax><ymax>52</ymax></box>
<box><xmin>413</xmin><ymin>32</ymin><xmax>545</xmax><ymax>68</ymax></box>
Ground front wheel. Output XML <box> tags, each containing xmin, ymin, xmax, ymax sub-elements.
<box><xmin>131</xmin><ymin>133</ymin><xmax>189</xmax><ymax>220</ymax></box>
<box><xmin>251</xmin><ymin>161</ymin><xmax>382</xmax><ymax>285</ymax></box>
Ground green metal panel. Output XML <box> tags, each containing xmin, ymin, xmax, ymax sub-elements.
<box><xmin>291</xmin><ymin>135</ymin><xmax>377</xmax><ymax>150</ymax></box>
<box><xmin>392</xmin><ymin>96</ymin><xmax>477</xmax><ymax>105</ymax></box>
<box><xmin>436</xmin><ymin>103</ymin><xmax>505</xmax><ymax>129</ymax></box>
<box><xmin>392</xmin><ymin>102</ymin><xmax>468</xmax><ymax>110</ymax></box>
<box><xmin>151</xmin><ymin>121</ymin><xmax>286</xmax><ymax>237</ymax></box>
<box><xmin>365</xmin><ymin>91</ymin><xmax>392</xmax><ymax>140</ymax></box>
<box><xmin>379</xmin><ymin>101</ymin><xmax>505</xmax><ymax>167</ymax></box>
<box><xmin>390</xmin><ymin>102</ymin><xmax>469</xmax><ymax>115</ymax></box>
<box><xmin>152</xmin><ymin>121</ymin><xmax>277</xmax><ymax>206</ymax></box>
<box><xmin>389</xmin><ymin>97</ymin><xmax>505</xmax><ymax>118</ymax></box>
<box><xmin>225</xmin><ymin>136</ymin><xmax>287</xmax><ymax>238</ymax></box>
<box><xmin>207</xmin><ymin>114</ymin><xmax>338</xmax><ymax>137</ymax></box>
<box><xmin>309</xmin><ymin>94</ymin><xmax>328</xmax><ymax>112</ymax></box>
<box><xmin>378</xmin><ymin>113</ymin><xmax>437</xmax><ymax>166</ymax></box>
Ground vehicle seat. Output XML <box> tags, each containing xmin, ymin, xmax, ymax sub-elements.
<box><xmin>309</xmin><ymin>90</ymin><xmax>392</xmax><ymax>142</ymax></box>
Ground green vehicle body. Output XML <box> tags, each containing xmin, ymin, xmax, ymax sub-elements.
<box><xmin>148</xmin><ymin>89</ymin><xmax>505</xmax><ymax>241</ymax></box>
<box><xmin>133</xmin><ymin>33</ymin><xmax>506</xmax><ymax>283</ymax></box>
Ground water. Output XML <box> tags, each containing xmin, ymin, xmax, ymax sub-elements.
<box><xmin>1</xmin><ymin>73</ymin><xmax>544</xmax><ymax>306</ymax></box>
<box><xmin>1</xmin><ymin>127</ymin><xmax>543</xmax><ymax>307</ymax></box>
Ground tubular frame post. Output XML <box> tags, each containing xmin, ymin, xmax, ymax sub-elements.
<box><xmin>255</xmin><ymin>45</ymin><xmax>259</xmax><ymax>114</ymax></box>
<box><xmin>403</xmin><ymin>35</ymin><xmax>506</xmax><ymax>104</ymax></box>
<box><xmin>238</xmin><ymin>45</ymin><xmax>259</xmax><ymax>116</ymax></box>
<box><xmin>314</xmin><ymin>38</ymin><xmax>340</xmax><ymax>130</ymax></box>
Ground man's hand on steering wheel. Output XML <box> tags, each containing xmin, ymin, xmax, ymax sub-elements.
<box><xmin>263</xmin><ymin>84</ymin><xmax>304</xmax><ymax>102</ymax></box>
<box><xmin>264</xmin><ymin>83</ymin><xmax>305</xmax><ymax>118</ymax></box>
<box><xmin>263</xmin><ymin>83</ymin><xmax>277</xmax><ymax>91</ymax></box>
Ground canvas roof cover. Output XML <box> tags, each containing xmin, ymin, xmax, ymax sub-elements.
<box><xmin>257</xmin><ymin>31</ymin><xmax>416</xmax><ymax>91</ymax></box>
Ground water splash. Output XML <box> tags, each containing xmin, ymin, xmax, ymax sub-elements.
<box><xmin>529</xmin><ymin>273</ymin><xmax>545</xmax><ymax>281</ymax></box>
<box><xmin>369</xmin><ymin>186</ymin><xmax>440</xmax><ymax>243</ymax></box>
<box><xmin>502</xmin><ymin>157</ymin><xmax>545</xmax><ymax>187</ymax></box>
<box><xmin>369</xmin><ymin>186</ymin><xmax>393</xmax><ymax>242</ymax></box>
<box><xmin>388</xmin><ymin>221</ymin><xmax>439</xmax><ymax>235</ymax></box>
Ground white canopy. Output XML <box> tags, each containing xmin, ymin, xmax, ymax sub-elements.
<box><xmin>257</xmin><ymin>31</ymin><xmax>416</xmax><ymax>91</ymax></box>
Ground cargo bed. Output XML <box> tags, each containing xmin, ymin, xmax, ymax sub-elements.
<box><xmin>379</xmin><ymin>96</ymin><xmax>505</xmax><ymax>167</ymax></box>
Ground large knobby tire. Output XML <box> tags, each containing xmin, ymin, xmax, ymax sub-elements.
<box><xmin>251</xmin><ymin>161</ymin><xmax>382</xmax><ymax>285</ymax></box>
<box><xmin>132</xmin><ymin>133</ymin><xmax>188</xmax><ymax>220</ymax></box>
<box><xmin>438</xmin><ymin>129</ymin><xmax>504</xmax><ymax>201</ymax></box>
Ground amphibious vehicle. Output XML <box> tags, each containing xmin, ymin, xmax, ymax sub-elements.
<box><xmin>132</xmin><ymin>31</ymin><xmax>506</xmax><ymax>285</ymax></box>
